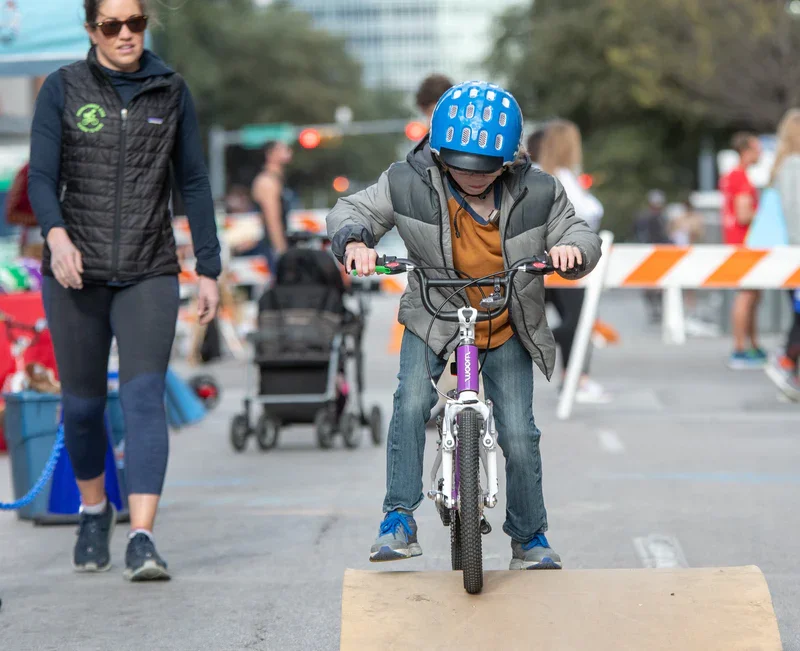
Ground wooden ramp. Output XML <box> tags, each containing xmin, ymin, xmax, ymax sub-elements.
<box><xmin>341</xmin><ymin>566</ymin><xmax>782</xmax><ymax>651</ymax></box>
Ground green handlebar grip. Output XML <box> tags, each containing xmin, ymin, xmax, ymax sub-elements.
<box><xmin>350</xmin><ymin>265</ymin><xmax>392</xmax><ymax>276</ymax></box>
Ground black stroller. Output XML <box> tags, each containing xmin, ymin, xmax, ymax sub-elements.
<box><xmin>229</xmin><ymin>235</ymin><xmax>383</xmax><ymax>451</ymax></box>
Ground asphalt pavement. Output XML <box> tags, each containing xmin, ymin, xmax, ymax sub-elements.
<box><xmin>1</xmin><ymin>290</ymin><xmax>798</xmax><ymax>650</ymax></box>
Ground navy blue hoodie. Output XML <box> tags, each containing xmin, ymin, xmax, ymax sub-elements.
<box><xmin>28</xmin><ymin>49</ymin><xmax>220</xmax><ymax>279</ymax></box>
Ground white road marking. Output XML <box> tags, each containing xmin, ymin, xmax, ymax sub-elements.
<box><xmin>633</xmin><ymin>534</ymin><xmax>688</xmax><ymax>568</ymax></box>
<box><xmin>597</xmin><ymin>429</ymin><xmax>625</xmax><ymax>454</ymax></box>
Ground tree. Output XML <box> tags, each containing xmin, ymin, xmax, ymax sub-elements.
<box><xmin>152</xmin><ymin>0</ymin><xmax>408</xmax><ymax>203</ymax></box>
<box><xmin>606</xmin><ymin>0</ymin><xmax>800</xmax><ymax>130</ymax></box>
<box><xmin>488</xmin><ymin>0</ymin><xmax>700</xmax><ymax>237</ymax></box>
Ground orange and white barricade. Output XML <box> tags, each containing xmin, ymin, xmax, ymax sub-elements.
<box><xmin>557</xmin><ymin>236</ymin><xmax>800</xmax><ymax>419</ymax></box>
<box><xmin>375</xmin><ymin>235</ymin><xmax>800</xmax><ymax>419</ymax></box>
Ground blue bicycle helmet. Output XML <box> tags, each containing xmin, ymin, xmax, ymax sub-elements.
<box><xmin>429</xmin><ymin>81</ymin><xmax>523</xmax><ymax>173</ymax></box>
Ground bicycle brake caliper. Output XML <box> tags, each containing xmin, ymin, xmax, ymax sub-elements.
<box><xmin>483</xmin><ymin>399</ymin><xmax>499</xmax><ymax>509</ymax></box>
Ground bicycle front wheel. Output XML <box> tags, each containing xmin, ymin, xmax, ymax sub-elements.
<box><xmin>457</xmin><ymin>407</ymin><xmax>483</xmax><ymax>594</ymax></box>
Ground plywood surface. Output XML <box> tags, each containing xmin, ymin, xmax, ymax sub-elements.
<box><xmin>341</xmin><ymin>566</ymin><xmax>782</xmax><ymax>651</ymax></box>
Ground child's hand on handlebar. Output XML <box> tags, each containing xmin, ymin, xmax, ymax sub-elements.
<box><xmin>548</xmin><ymin>245</ymin><xmax>583</xmax><ymax>274</ymax></box>
<box><xmin>345</xmin><ymin>241</ymin><xmax>378</xmax><ymax>277</ymax></box>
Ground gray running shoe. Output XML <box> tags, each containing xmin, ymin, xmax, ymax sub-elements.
<box><xmin>73</xmin><ymin>501</ymin><xmax>117</xmax><ymax>572</ymax></box>
<box><xmin>509</xmin><ymin>533</ymin><xmax>562</xmax><ymax>570</ymax></box>
<box><xmin>369</xmin><ymin>510</ymin><xmax>422</xmax><ymax>562</ymax></box>
<box><xmin>123</xmin><ymin>533</ymin><xmax>171</xmax><ymax>582</ymax></box>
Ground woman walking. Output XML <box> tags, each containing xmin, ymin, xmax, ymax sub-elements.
<box><xmin>538</xmin><ymin>120</ymin><xmax>610</xmax><ymax>404</ymax></box>
<box><xmin>28</xmin><ymin>0</ymin><xmax>221</xmax><ymax>580</ymax></box>
<box><xmin>765</xmin><ymin>109</ymin><xmax>800</xmax><ymax>401</ymax></box>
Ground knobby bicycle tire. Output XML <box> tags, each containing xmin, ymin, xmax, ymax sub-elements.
<box><xmin>457</xmin><ymin>408</ymin><xmax>483</xmax><ymax>594</ymax></box>
<box><xmin>451</xmin><ymin>511</ymin><xmax>462</xmax><ymax>571</ymax></box>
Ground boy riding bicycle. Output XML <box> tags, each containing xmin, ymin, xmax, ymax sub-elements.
<box><xmin>326</xmin><ymin>82</ymin><xmax>601</xmax><ymax>570</ymax></box>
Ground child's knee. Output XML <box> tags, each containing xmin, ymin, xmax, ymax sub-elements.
<box><xmin>394</xmin><ymin>381</ymin><xmax>436</xmax><ymax>421</ymax></box>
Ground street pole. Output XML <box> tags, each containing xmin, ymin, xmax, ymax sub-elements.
<box><xmin>209</xmin><ymin>124</ymin><xmax>227</xmax><ymax>203</ymax></box>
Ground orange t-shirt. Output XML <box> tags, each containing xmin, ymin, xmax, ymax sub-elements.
<box><xmin>447</xmin><ymin>185</ymin><xmax>513</xmax><ymax>349</ymax></box>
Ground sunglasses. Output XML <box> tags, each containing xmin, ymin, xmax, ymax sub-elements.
<box><xmin>91</xmin><ymin>15</ymin><xmax>148</xmax><ymax>38</ymax></box>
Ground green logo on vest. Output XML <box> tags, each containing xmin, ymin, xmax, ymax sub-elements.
<box><xmin>76</xmin><ymin>104</ymin><xmax>107</xmax><ymax>133</ymax></box>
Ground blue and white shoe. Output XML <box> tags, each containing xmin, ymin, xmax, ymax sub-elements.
<box><xmin>369</xmin><ymin>510</ymin><xmax>422</xmax><ymax>562</ymax></box>
<box><xmin>728</xmin><ymin>349</ymin><xmax>767</xmax><ymax>370</ymax></box>
<box><xmin>509</xmin><ymin>533</ymin><xmax>562</xmax><ymax>570</ymax></box>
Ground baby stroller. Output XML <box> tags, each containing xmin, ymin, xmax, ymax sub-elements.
<box><xmin>229</xmin><ymin>234</ymin><xmax>383</xmax><ymax>451</ymax></box>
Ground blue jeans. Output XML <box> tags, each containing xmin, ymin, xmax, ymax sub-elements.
<box><xmin>383</xmin><ymin>330</ymin><xmax>547</xmax><ymax>543</ymax></box>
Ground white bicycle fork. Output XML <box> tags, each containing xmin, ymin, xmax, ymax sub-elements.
<box><xmin>427</xmin><ymin>308</ymin><xmax>500</xmax><ymax>514</ymax></box>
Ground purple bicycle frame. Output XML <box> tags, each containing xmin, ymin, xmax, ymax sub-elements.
<box><xmin>457</xmin><ymin>343</ymin><xmax>480</xmax><ymax>394</ymax></box>
<box><xmin>453</xmin><ymin>342</ymin><xmax>479</xmax><ymax>503</ymax></box>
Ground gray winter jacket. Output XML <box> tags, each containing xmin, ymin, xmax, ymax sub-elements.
<box><xmin>326</xmin><ymin>140</ymin><xmax>602</xmax><ymax>380</ymax></box>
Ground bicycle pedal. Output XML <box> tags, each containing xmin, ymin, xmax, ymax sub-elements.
<box><xmin>480</xmin><ymin>517</ymin><xmax>492</xmax><ymax>535</ymax></box>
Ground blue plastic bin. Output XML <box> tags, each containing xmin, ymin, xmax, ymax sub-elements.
<box><xmin>3</xmin><ymin>391</ymin><xmax>129</xmax><ymax>523</ymax></box>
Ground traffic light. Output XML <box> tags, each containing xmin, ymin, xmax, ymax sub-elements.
<box><xmin>298</xmin><ymin>128</ymin><xmax>322</xmax><ymax>149</ymax></box>
<box><xmin>332</xmin><ymin>176</ymin><xmax>350</xmax><ymax>193</ymax></box>
<box><xmin>405</xmin><ymin>121</ymin><xmax>428</xmax><ymax>142</ymax></box>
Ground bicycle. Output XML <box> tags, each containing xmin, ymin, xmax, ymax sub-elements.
<box><xmin>357</xmin><ymin>254</ymin><xmax>555</xmax><ymax>594</ymax></box>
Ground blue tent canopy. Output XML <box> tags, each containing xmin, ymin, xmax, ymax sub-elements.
<box><xmin>0</xmin><ymin>1</ymin><xmax>88</xmax><ymax>77</ymax></box>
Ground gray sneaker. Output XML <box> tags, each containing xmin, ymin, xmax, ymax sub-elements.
<box><xmin>123</xmin><ymin>533</ymin><xmax>171</xmax><ymax>582</ymax></box>
<box><xmin>73</xmin><ymin>501</ymin><xmax>117</xmax><ymax>572</ymax></box>
<box><xmin>510</xmin><ymin>533</ymin><xmax>562</xmax><ymax>570</ymax></box>
<box><xmin>369</xmin><ymin>510</ymin><xmax>422</xmax><ymax>562</ymax></box>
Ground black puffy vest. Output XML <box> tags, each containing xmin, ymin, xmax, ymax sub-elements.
<box><xmin>42</xmin><ymin>54</ymin><xmax>183</xmax><ymax>283</ymax></box>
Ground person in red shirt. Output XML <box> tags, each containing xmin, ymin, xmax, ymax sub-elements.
<box><xmin>719</xmin><ymin>132</ymin><xmax>765</xmax><ymax>369</ymax></box>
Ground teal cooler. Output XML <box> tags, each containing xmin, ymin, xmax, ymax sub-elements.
<box><xmin>3</xmin><ymin>391</ymin><xmax>129</xmax><ymax>524</ymax></box>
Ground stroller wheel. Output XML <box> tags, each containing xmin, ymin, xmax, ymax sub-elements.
<box><xmin>230</xmin><ymin>414</ymin><xmax>250</xmax><ymax>452</ymax></box>
<box><xmin>189</xmin><ymin>374</ymin><xmax>221</xmax><ymax>411</ymax></box>
<box><xmin>369</xmin><ymin>405</ymin><xmax>383</xmax><ymax>446</ymax></box>
<box><xmin>341</xmin><ymin>412</ymin><xmax>362</xmax><ymax>449</ymax></box>
<box><xmin>256</xmin><ymin>412</ymin><xmax>280</xmax><ymax>451</ymax></box>
<box><xmin>315</xmin><ymin>410</ymin><xmax>335</xmax><ymax>449</ymax></box>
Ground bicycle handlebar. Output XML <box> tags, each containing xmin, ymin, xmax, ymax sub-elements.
<box><xmin>352</xmin><ymin>255</ymin><xmax>556</xmax><ymax>323</ymax></box>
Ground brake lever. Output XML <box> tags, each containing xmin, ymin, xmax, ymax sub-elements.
<box><xmin>521</xmin><ymin>256</ymin><xmax>556</xmax><ymax>275</ymax></box>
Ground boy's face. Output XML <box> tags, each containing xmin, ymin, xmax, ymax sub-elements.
<box><xmin>448</xmin><ymin>167</ymin><xmax>504</xmax><ymax>196</ymax></box>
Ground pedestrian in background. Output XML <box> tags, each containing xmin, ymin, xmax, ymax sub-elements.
<box><xmin>415</xmin><ymin>73</ymin><xmax>454</xmax><ymax>123</ymax></box>
<box><xmin>28</xmin><ymin>0</ymin><xmax>221</xmax><ymax>580</ymax></box>
<box><xmin>250</xmin><ymin>140</ymin><xmax>295</xmax><ymax>274</ymax></box>
<box><xmin>719</xmin><ymin>132</ymin><xmax>765</xmax><ymax>369</ymax></box>
<box><xmin>632</xmin><ymin>189</ymin><xmax>671</xmax><ymax>323</ymax></box>
<box><xmin>765</xmin><ymin>109</ymin><xmax>800</xmax><ymax>400</ymax></box>
<box><xmin>539</xmin><ymin>119</ymin><xmax>611</xmax><ymax>404</ymax></box>
<box><xmin>667</xmin><ymin>199</ymin><xmax>708</xmax><ymax>330</ymax></box>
